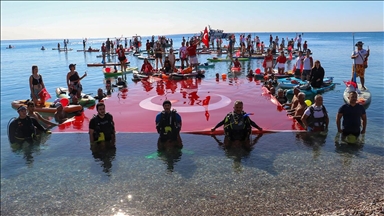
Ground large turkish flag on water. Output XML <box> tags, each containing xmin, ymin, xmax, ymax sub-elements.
<box><xmin>53</xmin><ymin>76</ymin><xmax>303</xmax><ymax>134</ymax></box>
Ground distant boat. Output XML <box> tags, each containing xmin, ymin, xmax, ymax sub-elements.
<box><xmin>6</xmin><ymin>45</ymin><xmax>14</xmax><ymax>49</ymax></box>
<box><xmin>41</xmin><ymin>46</ymin><xmax>46</xmax><ymax>50</ymax></box>
<box><xmin>208</xmin><ymin>25</ymin><xmax>231</xmax><ymax>40</ymax></box>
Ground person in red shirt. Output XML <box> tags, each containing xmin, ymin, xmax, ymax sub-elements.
<box><xmin>263</xmin><ymin>49</ymin><xmax>274</xmax><ymax>74</ymax></box>
<box><xmin>232</xmin><ymin>58</ymin><xmax>241</xmax><ymax>68</ymax></box>
<box><xmin>140</xmin><ymin>58</ymin><xmax>153</xmax><ymax>75</ymax></box>
<box><xmin>274</xmin><ymin>51</ymin><xmax>287</xmax><ymax>75</ymax></box>
<box><xmin>117</xmin><ymin>45</ymin><xmax>127</xmax><ymax>72</ymax></box>
<box><xmin>187</xmin><ymin>38</ymin><xmax>200</xmax><ymax>72</ymax></box>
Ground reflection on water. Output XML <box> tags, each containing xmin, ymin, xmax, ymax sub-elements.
<box><xmin>1</xmin><ymin>132</ymin><xmax>383</xmax><ymax>215</ymax></box>
<box><xmin>157</xmin><ymin>148</ymin><xmax>183</xmax><ymax>173</ymax></box>
<box><xmin>9</xmin><ymin>133</ymin><xmax>51</xmax><ymax>166</ymax></box>
<box><xmin>295</xmin><ymin>131</ymin><xmax>327</xmax><ymax>160</ymax></box>
<box><xmin>211</xmin><ymin>134</ymin><xmax>264</xmax><ymax>172</ymax></box>
<box><xmin>90</xmin><ymin>141</ymin><xmax>117</xmax><ymax>176</ymax></box>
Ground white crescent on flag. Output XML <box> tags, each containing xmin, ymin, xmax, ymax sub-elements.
<box><xmin>202</xmin><ymin>27</ymin><xmax>209</xmax><ymax>48</ymax></box>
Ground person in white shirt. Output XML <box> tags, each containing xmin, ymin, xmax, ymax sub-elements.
<box><xmin>351</xmin><ymin>41</ymin><xmax>369</xmax><ymax>90</ymax></box>
<box><xmin>179</xmin><ymin>42</ymin><xmax>189</xmax><ymax>69</ymax></box>
<box><xmin>301</xmin><ymin>94</ymin><xmax>329</xmax><ymax>132</ymax></box>
<box><xmin>297</xmin><ymin>34</ymin><xmax>302</xmax><ymax>51</ymax></box>
<box><xmin>302</xmin><ymin>49</ymin><xmax>313</xmax><ymax>81</ymax></box>
<box><xmin>294</xmin><ymin>51</ymin><xmax>304</xmax><ymax>79</ymax></box>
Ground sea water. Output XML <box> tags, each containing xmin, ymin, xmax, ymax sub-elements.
<box><xmin>1</xmin><ymin>32</ymin><xmax>383</xmax><ymax>215</ymax></box>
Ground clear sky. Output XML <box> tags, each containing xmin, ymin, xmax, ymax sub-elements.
<box><xmin>1</xmin><ymin>1</ymin><xmax>383</xmax><ymax>40</ymax></box>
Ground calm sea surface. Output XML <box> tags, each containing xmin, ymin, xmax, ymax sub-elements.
<box><xmin>1</xmin><ymin>32</ymin><xmax>383</xmax><ymax>215</ymax></box>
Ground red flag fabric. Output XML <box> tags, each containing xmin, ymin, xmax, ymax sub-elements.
<box><xmin>38</xmin><ymin>88</ymin><xmax>51</xmax><ymax>101</ymax></box>
<box><xmin>202</xmin><ymin>27</ymin><xmax>209</xmax><ymax>48</ymax></box>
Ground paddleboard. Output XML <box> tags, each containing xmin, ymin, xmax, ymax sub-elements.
<box><xmin>343</xmin><ymin>83</ymin><xmax>371</xmax><ymax>108</ymax></box>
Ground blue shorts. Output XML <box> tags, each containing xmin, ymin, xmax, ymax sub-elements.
<box><xmin>31</xmin><ymin>88</ymin><xmax>41</xmax><ymax>99</ymax></box>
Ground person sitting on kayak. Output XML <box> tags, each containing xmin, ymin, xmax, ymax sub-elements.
<box><xmin>116</xmin><ymin>77</ymin><xmax>127</xmax><ymax>88</ymax></box>
<box><xmin>155</xmin><ymin>100</ymin><xmax>183</xmax><ymax>150</ymax></box>
<box><xmin>289</xmin><ymin>92</ymin><xmax>308</xmax><ymax>121</ymax></box>
<box><xmin>211</xmin><ymin>100</ymin><xmax>262</xmax><ymax>149</ymax></box>
<box><xmin>141</xmin><ymin>58</ymin><xmax>153</xmax><ymax>75</ymax></box>
<box><xmin>275</xmin><ymin>89</ymin><xmax>288</xmax><ymax>105</ymax></box>
<box><xmin>309</xmin><ymin>60</ymin><xmax>325</xmax><ymax>88</ymax></box>
<box><xmin>54</xmin><ymin>103</ymin><xmax>69</xmax><ymax>124</ymax></box>
<box><xmin>94</xmin><ymin>88</ymin><xmax>107</xmax><ymax>101</ymax></box>
<box><xmin>162</xmin><ymin>56</ymin><xmax>172</xmax><ymax>75</ymax></box>
<box><xmin>195</xmin><ymin>69</ymin><xmax>205</xmax><ymax>79</ymax></box>
<box><xmin>27</xmin><ymin>101</ymin><xmax>58</xmax><ymax>127</ymax></box>
<box><xmin>8</xmin><ymin>106</ymin><xmax>51</xmax><ymax>144</ymax></box>
<box><xmin>247</xmin><ymin>69</ymin><xmax>254</xmax><ymax>78</ymax></box>
<box><xmin>232</xmin><ymin>58</ymin><xmax>241</xmax><ymax>68</ymax></box>
<box><xmin>283</xmin><ymin>86</ymin><xmax>300</xmax><ymax>111</ymax></box>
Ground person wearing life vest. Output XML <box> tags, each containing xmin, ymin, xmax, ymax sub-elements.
<box><xmin>8</xmin><ymin>106</ymin><xmax>51</xmax><ymax>144</ymax></box>
<box><xmin>155</xmin><ymin>100</ymin><xmax>183</xmax><ymax>150</ymax></box>
<box><xmin>89</xmin><ymin>102</ymin><xmax>116</xmax><ymax>146</ymax></box>
<box><xmin>301</xmin><ymin>94</ymin><xmax>329</xmax><ymax>132</ymax></box>
<box><xmin>211</xmin><ymin>100</ymin><xmax>262</xmax><ymax>149</ymax></box>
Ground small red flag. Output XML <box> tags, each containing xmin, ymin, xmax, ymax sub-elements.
<box><xmin>38</xmin><ymin>88</ymin><xmax>51</xmax><ymax>101</ymax></box>
<box><xmin>202</xmin><ymin>27</ymin><xmax>209</xmax><ymax>48</ymax></box>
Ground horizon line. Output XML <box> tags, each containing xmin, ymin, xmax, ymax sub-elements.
<box><xmin>1</xmin><ymin>31</ymin><xmax>383</xmax><ymax>42</ymax></box>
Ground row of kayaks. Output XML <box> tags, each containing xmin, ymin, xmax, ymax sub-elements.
<box><xmin>11</xmin><ymin>87</ymin><xmax>99</xmax><ymax>114</ymax></box>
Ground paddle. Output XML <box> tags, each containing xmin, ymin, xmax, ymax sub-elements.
<box><xmin>352</xmin><ymin>33</ymin><xmax>357</xmax><ymax>88</ymax></box>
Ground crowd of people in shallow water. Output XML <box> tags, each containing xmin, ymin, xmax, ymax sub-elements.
<box><xmin>8</xmin><ymin>33</ymin><xmax>369</xmax><ymax>151</ymax></box>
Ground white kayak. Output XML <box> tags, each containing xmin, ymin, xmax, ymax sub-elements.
<box><xmin>343</xmin><ymin>82</ymin><xmax>371</xmax><ymax>108</ymax></box>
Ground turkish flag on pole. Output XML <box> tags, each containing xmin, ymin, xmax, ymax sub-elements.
<box><xmin>202</xmin><ymin>27</ymin><xmax>209</xmax><ymax>48</ymax></box>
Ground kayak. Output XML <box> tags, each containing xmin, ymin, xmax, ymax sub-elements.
<box><xmin>254</xmin><ymin>70</ymin><xmax>294</xmax><ymax>80</ymax></box>
<box><xmin>207</xmin><ymin>57</ymin><xmax>249</xmax><ymax>62</ymax></box>
<box><xmin>170</xmin><ymin>72</ymin><xmax>200</xmax><ymax>80</ymax></box>
<box><xmin>11</xmin><ymin>99</ymin><xmax>83</xmax><ymax>114</ymax></box>
<box><xmin>343</xmin><ymin>82</ymin><xmax>371</xmax><ymax>109</ymax></box>
<box><xmin>278</xmin><ymin>77</ymin><xmax>334</xmax><ymax>89</ymax></box>
<box><xmin>77</xmin><ymin>49</ymin><xmax>100</xmax><ymax>52</ymax></box>
<box><xmin>103</xmin><ymin>67</ymin><xmax>138</xmax><ymax>77</ymax></box>
<box><xmin>285</xmin><ymin>82</ymin><xmax>336</xmax><ymax>96</ymax></box>
<box><xmin>198</xmin><ymin>62</ymin><xmax>215</xmax><ymax>68</ymax></box>
<box><xmin>55</xmin><ymin>87</ymin><xmax>96</xmax><ymax>107</ymax></box>
<box><xmin>52</xmin><ymin>48</ymin><xmax>72</xmax><ymax>51</ymax></box>
<box><xmin>87</xmin><ymin>62</ymin><xmax>130</xmax><ymax>67</ymax></box>
<box><xmin>138</xmin><ymin>55</ymin><xmax>155</xmax><ymax>60</ymax></box>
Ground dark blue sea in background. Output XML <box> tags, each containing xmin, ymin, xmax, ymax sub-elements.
<box><xmin>1</xmin><ymin>32</ymin><xmax>383</xmax><ymax>215</ymax></box>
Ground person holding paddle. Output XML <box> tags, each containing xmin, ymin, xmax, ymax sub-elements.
<box><xmin>351</xmin><ymin>41</ymin><xmax>369</xmax><ymax>90</ymax></box>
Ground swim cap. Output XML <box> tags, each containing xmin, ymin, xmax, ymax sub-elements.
<box><xmin>163</xmin><ymin>100</ymin><xmax>171</xmax><ymax>106</ymax></box>
<box><xmin>17</xmin><ymin>106</ymin><xmax>27</xmax><ymax>112</ymax></box>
